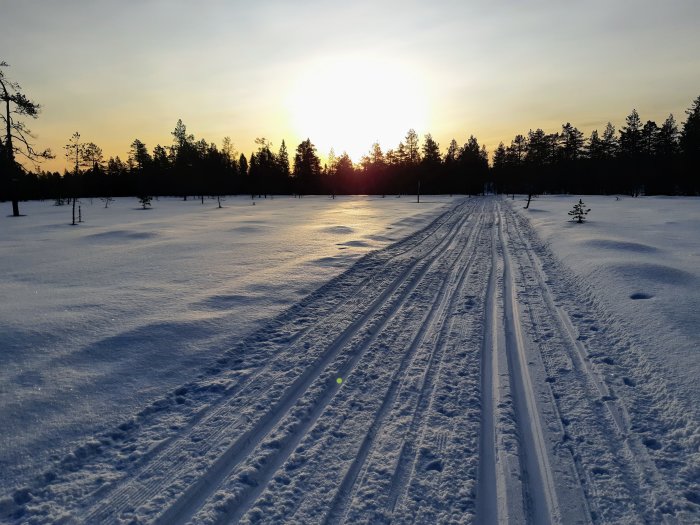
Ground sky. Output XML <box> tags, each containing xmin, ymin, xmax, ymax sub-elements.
<box><xmin>2</xmin><ymin>0</ymin><xmax>700</xmax><ymax>172</ymax></box>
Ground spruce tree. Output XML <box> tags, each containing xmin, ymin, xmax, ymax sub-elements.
<box><xmin>137</xmin><ymin>195</ymin><xmax>152</xmax><ymax>209</ymax></box>
<box><xmin>568</xmin><ymin>198</ymin><xmax>591</xmax><ymax>223</ymax></box>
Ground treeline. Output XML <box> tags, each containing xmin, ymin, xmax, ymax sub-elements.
<box><xmin>493</xmin><ymin>101</ymin><xmax>700</xmax><ymax>196</ymax></box>
<box><xmin>9</xmin><ymin>124</ymin><xmax>489</xmax><ymax>201</ymax></box>
<box><xmin>4</xmin><ymin>97</ymin><xmax>700</xmax><ymax>204</ymax></box>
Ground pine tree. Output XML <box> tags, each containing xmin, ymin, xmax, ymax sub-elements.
<box><xmin>568</xmin><ymin>199</ymin><xmax>591</xmax><ymax>223</ymax></box>
<box><xmin>601</xmin><ymin>122</ymin><xmax>619</xmax><ymax>159</ymax></box>
<box><xmin>1</xmin><ymin>61</ymin><xmax>54</xmax><ymax>216</ymax></box>
<box><xmin>656</xmin><ymin>114</ymin><xmax>680</xmax><ymax>158</ymax></box>
<box><xmin>277</xmin><ymin>140</ymin><xmax>290</xmax><ymax>178</ymax></box>
<box><xmin>137</xmin><ymin>195</ymin><xmax>152</xmax><ymax>209</ymax></box>
<box><xmin>680</xmin><ymin>96</ymin><xmax>700</xmax><ymax>162</ymax></box>
<box><xmin>620</xmin><ymin>109</ymin><xmax>643</xmax><ymax>158</ymax></box>
<box><xmin>559</xmin><ymin>122</ymin><xmax>585</xmax><ymax>161</ymax></box>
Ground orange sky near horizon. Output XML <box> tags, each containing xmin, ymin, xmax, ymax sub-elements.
<box><xmin>2</xmin><ymin>1</ymin><xmax>700</xmax><ymax>173</ymax></box>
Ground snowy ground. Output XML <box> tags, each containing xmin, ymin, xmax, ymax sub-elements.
<box><xmin>1</xmin><ymin>195</ymin><xmax>698</xmax><ymax>524</ymax></box>
<box><xmin>0</xmin><ymin>195</ymin><xmax>454</xmax><ymax>497</ymax></box>
<box><xmin>516</xmin><ymin>195</ymin><xmax>700</xmax><ymax>410</ymax></box>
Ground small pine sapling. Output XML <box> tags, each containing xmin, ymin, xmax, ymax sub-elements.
<box><xmin>138</xmin><ymin>195</ymin><xmax>152</xmax><ymax>209</ymax></box>
<box><xmin>568</xmin><ymin>199</ymin><xmax>591</xmax><ymax>223</ymax></box>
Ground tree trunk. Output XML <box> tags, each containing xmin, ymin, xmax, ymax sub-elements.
<box><xmin>4</xmin><ymin>85</ymin><xmax>21</xmax><ymax>217</ymax></box>
<box><xmin>524</xmin><ymin>193</ymin><xmax>532</xmax><ymax>209</ymax></box>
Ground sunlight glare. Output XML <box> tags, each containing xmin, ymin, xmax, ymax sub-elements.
<box><xmin>286</xmin><ymin>56</ymin><xmax>429</xmax><ymax>162</ymax></box>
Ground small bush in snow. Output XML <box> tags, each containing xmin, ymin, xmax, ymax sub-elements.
<box><xmin>568</xmin><ymin>199</ymin><xmax>591</xmax><ymax>223</ymax></box>
<box><xmin>138</xmin><ymin>195</ymin><xmax>152</xmax><ymax>209</ymax></box>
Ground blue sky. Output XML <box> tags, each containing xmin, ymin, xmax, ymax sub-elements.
<box><xmin>2</xmin><ymin>0</ymin><xmax>699</xmax><ymax>170</ymax></box>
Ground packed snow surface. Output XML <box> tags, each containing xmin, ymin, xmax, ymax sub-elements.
<box><xmin>0</xmin><ymin>196</ymin><xmax>454</xmax><ymax>492</ymax></box>
<box><xmin>516</xmin><ymin>195</ymin><xmax>700</xmax><ymax>403</ymax></box>
<box><xmin>0</xmin><ymin>195</ymin><xmax>698</xmax><ymax>524</ymax></box>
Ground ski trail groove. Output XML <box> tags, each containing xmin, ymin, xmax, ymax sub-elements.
<box><xmin>324</xmin><ymin>207</ymin><xmax>487</xmax><ymax>523</ymax></box>
<box><xmin>502</xmin><ymin>203</ymin><xmax>677</xmax><ymax>522</ymax></box>
<box><xmin>13</xmin><ymin>197</ymin><xmax>687</xmax><ymax>525</ymax></box>
<box><xmin>160</xmin><ymin>202</ymin><xmax>477</xmax><ymax>525</ymax></box>
<box><xmin>385</xmin><ymin>213</ymin><xmax>487</xmax><ymax>516</ymax></box>
<box><xmin>77</xmin><ymin>201</ymin><xmax>476</xmax><ymax>524</ymax></box>
<box><xmin>475</xmin><ymin>208</ymin><xmax>505</xmax><ymax>524</ymax></box>
<box><xmin>499</xmin><ymin>204</ymin><xmax>561</xmax><ymax>524</ymax></box>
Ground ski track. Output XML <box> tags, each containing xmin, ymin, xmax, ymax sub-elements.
<box><xmin>4</xmin><ymin>197</ymin><xmax>698</xmax><ymax>525</ymax></box>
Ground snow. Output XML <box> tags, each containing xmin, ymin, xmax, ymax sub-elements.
<box><xmin>1</xmin><ymin>194</ymin><xmax>698</xmax><ymax>524</ymax></box>
<box><xmin>514</xmin><ymin>195</ymin><xmax>700</xmax><ymax>414</ymax></box>
<box><xmin>0</xmin><ymin>195</ymin><xmax>455</xmax><ymax>496</ymax></box>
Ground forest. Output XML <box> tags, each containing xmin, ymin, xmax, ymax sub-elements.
<box><xmin>2</xmin><ymin>57</ymin><xmax>699</xmax><ymax>211</ymax></box>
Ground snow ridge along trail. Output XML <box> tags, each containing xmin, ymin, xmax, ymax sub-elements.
<box><xmin>4</xmin><ymin>197</ymin><xmax>697</xmax><ymax>524</ymax></box>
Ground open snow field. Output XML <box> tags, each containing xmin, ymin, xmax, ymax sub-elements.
<box><xmin>1</xmin><ymin>195</ymin><xmax>698</xmax><ymax>523</ymax></box>
<box><xmin>516</xmin><ymin>195</ymin><xmax>700</xmax><ymax>405</ymax></box>
<box><xmin>0</xmin><ymin>196</ymin><xmax>455</xmax><ymax>503</ymax></box>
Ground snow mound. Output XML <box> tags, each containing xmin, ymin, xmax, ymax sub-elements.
<box><xmin>84</xmin><ymin>230</ymin><xmax>159</xmax><ymax>242</ymax></box>
<box><xmin>606</xmin><ymin>262</ymin><xmax>695</xmax><ymax>286</ymax></box>
<box><xmin>320</xmin><ymin>225</ymin><xmax>355</xmax><ymax>234</ymax></box>
<box><xmin>583</xmin><ymin>238</ymin><xmax>658</xmax><ymax>253</ymax></box>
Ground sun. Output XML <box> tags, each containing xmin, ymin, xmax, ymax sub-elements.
<box><xmin>286</xmin><ymin>55</ymin><xmax>429</xmax><ymax>162</ymax></box>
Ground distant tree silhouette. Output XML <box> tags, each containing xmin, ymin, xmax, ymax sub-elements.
<box><xmin>640</xmin><ymin>121</ymin><xmax>658</xmax><ymax>158</ymax></box>
<box><xmin>587</xmin><ymin>130</ymin><xmax>603</xmax><ymax>160</ymax></box>
<box><xmin>82</xmin><ymin>142</ymin><xmax>104</xmax><ymax>172</ymax></box>
<box><xmin>360</xmin><ymin>142</ymin><xmax>387</xmax><ymax>196</ymax></box>
<box><xmin>680</xmin><ymin>96</ymin><xmax>700</xmax><ymax>193</ymax></box>
<box><xmin>601</xmin><ymin>122</ymin><xmax>619</xmax><ymax>159</ymax></box>
<box><xmin>170</xmin><ymin>119</ymin><xmax>196</xmax><ymax>200</ymax></box>
<box><xmin>559</xmin><ymin>123</ymin><xmax>585</xmax><ymax>162</ymax></box>
<box><xmin>491</xmin><ymin>141</ymin><xmax>508</xmax><ymax>195</ymax></box>
<box><xmin>620</xmin><ymin>109</ymin><xmax>643</xmax><ymax>157</ymax></box>
<box><xmin>404</xmin><ymin>129</ymin><xmax>421</xmax><ymax>165</ymax></box>
<box><xmin>458</xmin><ymin>135</ymin><xmax>489</xmax><ymax>195</ymax></box>
<box><xmin>523</xmin><ymin>129</ymin><xmax>553</xmax><ymax>199</ymax></box>
<box><xmin>64</xmin><ymin>132</ymin><xmax>87</xmax><ymax>225</ymax></box>
<box><xmin>559</xmin><ymin>123</ymin><xmax>585</xmax><ymax>192</ymax></box>
<box><xmin>619</xmin><ymin>109</ymin><xmax>643</xmax><ymax>195</ymax></box>
<box><xmin>326</xmin><ymin>147</ymin><xmax>337</xmax><ymax>198</ymax></box>
<box><xmin>657</xmin><ymin>115</ymin><xmax>680</xmax><ymax>158</ymax></box>
<box><xmin>293</xmin><ymin>139</ymin><xmax>321</xmax><ymax>196</ymax></box>
<box><xmin>277</xmin><ymin>140</ymin><xmax>290</xmax><ymax>179</ymax></box>
<box><xmin>238</xmin><ymin>153</ymin><xmax>248</xmax><ymax>184</ymax></box>
<box><xmin>442</xmin><ymin>138</ymin><xmax>460</xmax><ymax>194</ymax></box>
<box><xmin>151</xmin><ymin>144</ymin><xmax>170</xmax><ymax>196</ymax></box>
<box><xmin>335</xmin><ymin>152</ymin><xmax>355</xmax><ymax>195</ymax></box>
<box><xmin>129</xmin><ymin>139</ymin><xmax>151</xmax><ymax>172</ymax></box>
<box><xmin>250</xmin><ymin>138</ymin><xmax>279</xmax><ymax>198</ymax></box>
<box><xmin>8</xmin><ymin>92</ymin><xmax>700</xmax><ymax>202</ymax></box>
<box><xmin>420</xmin><ymin>133</ymin><xmax>440</xmax><ymax>199</ymax></box>
<box><xmin>1</xmin><ymin>61</ymin><xmax>54</xmax><ymax>216</ymax></box>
